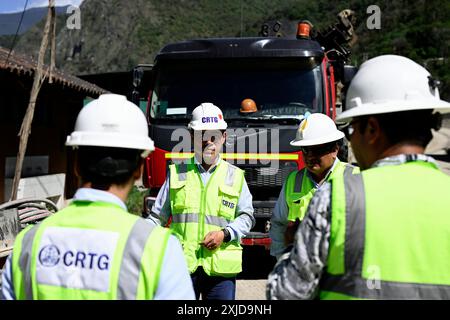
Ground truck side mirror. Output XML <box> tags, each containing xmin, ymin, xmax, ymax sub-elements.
<box><xmin>131</xmin><ymin>64</ymin><xmax>154</xmax><ymax>107</ymax></box>
<box><xmin>340</xmin><ymin>65</ymin><xmax>358</xmax><ymax>112</ymax></box>
<box><xmin>133</xmin><ymin>67</ymin><xmax>144</xmax><ymax>88</ymax></box>
<box><xmin>343</xmin><ymin>65</ymin><xmax>358</xmax><ymax>85</ymax></box>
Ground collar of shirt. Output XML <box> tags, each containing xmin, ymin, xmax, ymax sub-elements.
<box><xmin>306</xmin><ymin>157</ymin><xmax>340</xmax><ymax>189</ymax></box>
<box><xmin>194</xmin><ymin>154</ymin><xmax>222</xmax><ymax>173</ymax></box>
<box><xmin>371</xmin><ymin>154</ymin><xmax>439</xmax><ymax>169</ymax></box>
<box><xmin>73</xmin><ymin>188</ymin><xmax>127</xmax><ymax>211</ymax></box>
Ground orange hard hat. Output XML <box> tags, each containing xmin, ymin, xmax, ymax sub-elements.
<box><xmin>240</xmin><ymin>99</ymin><xmax>257</xmax><ymax>113</ymax></box>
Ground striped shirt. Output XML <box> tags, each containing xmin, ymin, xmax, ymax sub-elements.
<box><xmin>266</xmin><ymin>154</ymin><xmax>440</xmax><ymax>300</ymax></box>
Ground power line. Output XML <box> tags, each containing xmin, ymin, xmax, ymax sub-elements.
<box><xmin>3</xmin><ymin>0</ymin><xmax>29</xmax><ymax>67</ymax></box>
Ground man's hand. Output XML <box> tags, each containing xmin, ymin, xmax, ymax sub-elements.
<box><xmin>201</xmin><ymin>231</ymin><xmax>225</xmax><ymax>251</ymax></box>
<box><xmin>284</xmin><ymin>219</ymin><xmax>300</xmax><ymax>246</ymax></box>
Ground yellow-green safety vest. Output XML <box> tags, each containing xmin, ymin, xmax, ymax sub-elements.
<box><xmin>12</xmin><ymin>201</ymin><xmax>171</xmax><ymax>300</ymax></box>
<box><xmin>169</xmin><ymin>158</ymin><xmax>244</xmax><ymax>277</ymax></box>
<box><xmin>285</xmin><ymin>161</ymin><xmax>358</xmax><ymax>221</ymax></box>
<box><xmin>320</xmin><ymin>160</ymin><xmax>450</xmax><ymax>299</ymax></box>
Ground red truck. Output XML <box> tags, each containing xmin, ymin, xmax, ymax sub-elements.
<box><xmin>133</xmin><ymin>10</ymin><xmax>358</xmax><ymax>250</ymax></box>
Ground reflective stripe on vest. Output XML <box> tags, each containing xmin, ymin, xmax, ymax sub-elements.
<box><xmin>292</xmin><ymin>163</ymin><xmax>355</xmax><ymax>192</ymax></box>
<box><xmin>291</xmin><ymin>165</ymin><xmax>354</xmax><ymax>193</ymax></box>
<box><xmin>117</xmin><ymin>219</ymin><xmax>156</xmax><ymax>300</ymax></box>
<box><xmin>177</xmin><ymin>163</ymin><xmax>188</xmax><ymax>182</ymax></box>
<box><xmin>169</xmin><ymin>159</ymin><xmax>244</xmax><ymax>276</ymax></box>
<box><xmin>13</xmin><ymin>203</ymin><xmax>170</xmax><ymax>300</ymax></box>
<box><xmin>171</xmin><ymin>213</ymin><xmax>231</xmax><ymax>228</ymax></box>
<box><xmin>286</xmin><ymin>162</ymin><xmax>356</xmax><ymax>222</ymax></box>
<box><xmin>285</xmin><ymin>169</ymin><xmax>312</xmax><ymax>221</ymax></box>
<box><xmin>225</xmin><ymin>165</ymin><xmax>236</xmax><ymax>187</ymax></box>
<box><xmin>342</xmin><ymin>164</ymin><xmax>355</xmax><ymax>180</ymax></box>
<box><xmin>19</xmin><ymin>225</ymin><xmax>39</xmax><ymax>300</ymax></box>
<box><xmin>321</xmin><ymin>168</ymin><xmax>450</xmax><ymax>299</ymax></box>
<box><xmin>293</xmin><ymin>170</ymin><xmax>305</xmax><ymax>193</ymax></box>
<box><xmin>175</xmin><ymin>161</ymin><xmax>236</xmax><ymax>187</ymax></box>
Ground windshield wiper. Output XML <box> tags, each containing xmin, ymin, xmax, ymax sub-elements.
<box><xmin>151</xmin><ymin>117</ymin><xmax>190</xmax><ymax>123</ymax></box>
<box><xmin>259</xmin><ymin>114</ymin><xmax>305</xmax><ymax>120</ymax></box>
<box><xmin>248</xmin><ymin>115</ymin><xmax>304</xmax><ymax>124</ymax></box>
<box><xmin>225</xmin><ymin>115</ymin><xmax>304</xmax><ymax>123</ymax></box>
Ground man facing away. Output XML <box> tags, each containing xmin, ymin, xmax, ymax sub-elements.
<box><xmin>1</xmin><ymin>94</ymin><xmax>195</xmax><ymax>300</ymax></box>
<box><xmin>267</xmin><ymin>55</ymin><xmax>450</xmax><ymax>300</ymax></box>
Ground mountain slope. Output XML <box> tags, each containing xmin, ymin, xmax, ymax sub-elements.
<box><xmin>11</xmin><ymin>0</ymin><xmax>450</xmax><ymax>99</ymax></box>
<box><xmin>0</xmin><ymin>6</ymin><xmax>69</xmax><ymax>35</ymax></box>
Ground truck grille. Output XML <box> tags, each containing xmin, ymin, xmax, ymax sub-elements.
<box><xmin>239</xmin><ymin>162</ymin><xmax>298</xmax><ymax>188</ymax></box>
<box><xmin>254</xmin><ymin>207</ymin><xmax>272</xmax><ymax>217</ymax></box>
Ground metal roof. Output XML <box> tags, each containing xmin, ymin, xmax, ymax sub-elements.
<box><xmin>0</xmin><ymin>46</ymin><xmax>107</xmax><ymax>96</ymax></box>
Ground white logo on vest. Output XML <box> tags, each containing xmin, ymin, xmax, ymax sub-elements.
<box><xmin>36</xmin><ymin>227</ymin><xmax>119</xmax><ymax>292</ymax></box>
<box><xmin>38</xmin><ymin>245</ymin><xmax>60</xmax><ymax>267</ymax></box>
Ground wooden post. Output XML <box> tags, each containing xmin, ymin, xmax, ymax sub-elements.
<box><xmin>49</xmin><ymin>3</ymin><xmax>56</xmax><ymax>83</ymax></box>
<box><xmin>10</xmin><ymin>0</ymin><xmax>56</xmax><ymax>201</ymax></box>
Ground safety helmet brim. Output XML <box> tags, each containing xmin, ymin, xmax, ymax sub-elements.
<box><xmin>65</xmin><ymin>94</ymin><xmax>155</xmax><ymax>158</ymax></box>
<box><xmin>188</xmin><ymin>102</ymin><xmax>228</xmax><ymax>131</ymax></box>
<box><xmin>290</xmin><ymin>130</ymin><xmax>344</xmax><ymax>147</ymax></box>
<box><xmin>66</xmin><ymin>132</ymin><xmax>154</xmax><ymax>158</ymax></box>
<box><xmin>188</xmin><ymin>121</ymin><xmax>228</xmax><ymax>131</ymax></box>
<box><xmin>336</xmin><ymin>99</ymin><xmax>450</xmax><ymax>124</ymax></box>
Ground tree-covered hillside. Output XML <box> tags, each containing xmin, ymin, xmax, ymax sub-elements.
<box><xmin>6</xmin><ymin>0</ymin><xmax>449</xmax><ymax>98</ymax></box>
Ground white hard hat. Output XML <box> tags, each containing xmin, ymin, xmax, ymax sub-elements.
<box><xmin>188</xmin><ymin>102</ymin><xmax>227</xmax><ymax>131</ymax></box>
<box><xmin>290</xmin><ymin>113</ymin><xmax>344</xmax><ymax>146</ymax></box>
<box><xmin>66</xmin><ymin>94</ymin><xmax>155</xmax><ymax>157</ymax></box>
<box><xmin>337</xmin><ymin>55</ymin><xmax>450</xmax><ymax>123</ymax></box>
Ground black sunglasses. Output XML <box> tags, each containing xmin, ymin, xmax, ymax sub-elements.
<box><xmin>342</xmin><ymin>120</ymin><xmax>361</xmax><ymax>140</ymax></box>
<box><xmin>191</xmin><ymin>130</ymin><xmax>226</xmax><ymax>143</ymax></box>
<box><xmin>300</xmin><ymin>143</ymin><xmax>336</xmax><ymax>156</ymax></box>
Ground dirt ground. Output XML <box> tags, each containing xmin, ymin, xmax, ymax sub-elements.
<box><xmin>236</xmin><ymin>279</ymin><xmax>267</xmax><ymax>300</ymax></box>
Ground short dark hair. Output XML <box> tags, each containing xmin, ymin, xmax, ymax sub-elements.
<box><xmin>358</xmin><ymin>110</ymin><xmax>438</xmax><ymax>148</ymax></box>
<box><xmin>77</xmin><ymin>147</ymin><xmax>142</xmax><ymax>190</ymax></box>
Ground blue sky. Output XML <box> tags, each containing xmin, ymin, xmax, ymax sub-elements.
<box><xmin>0</xmin><ymin>0</ymin><xmax>84</xmax><ymax>13</ymax></box>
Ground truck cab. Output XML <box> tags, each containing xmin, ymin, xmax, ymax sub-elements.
<box><xmin>137</xmin><ymin>15</ymin><xmax>357</xmax><ymax>249</ymax></box>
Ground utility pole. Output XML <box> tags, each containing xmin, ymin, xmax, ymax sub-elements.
<box><xmin>10</xmin><ymin>0</ymin><xmax>56</xmax><ymax>201</ymax></box>
<box><xmin>49</xmin><ymin>0</ymin><xmax>56</xmax><ymax>83</ymax></box>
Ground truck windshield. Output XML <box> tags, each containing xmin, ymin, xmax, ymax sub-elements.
<box><xmin>150</xmin><ymin>60</ymin><xmax>323</xmax><ymax>120</ymax></box>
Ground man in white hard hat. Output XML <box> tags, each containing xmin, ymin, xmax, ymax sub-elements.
<box><xmin>1</xmin><ymin>94</ymin><xmax>195</xmax><ymax>300</ymax></box>
<box><xmin>267</xmin><ymin>55</ymin><xmax>450</xmax><ymax>299</ymax></box>
<box><xmin>270</xmin><ymin>112</ymin><xmax>358</xmax><ymax>259</ymax></box>
<box><xmin>149</xmin><ymin>102</ymin><xmax>255</xmax><ymax>300</ymax></box>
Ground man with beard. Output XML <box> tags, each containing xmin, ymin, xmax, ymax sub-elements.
<box><xmin>270</xmin><ymin>113</ymin><xmax>358</xmax><ymax>259</ymax></box>
<box><xmin>148</xmin><ymin>103</ymin><xmax>255</xmax><ymax>300</ymax></box>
